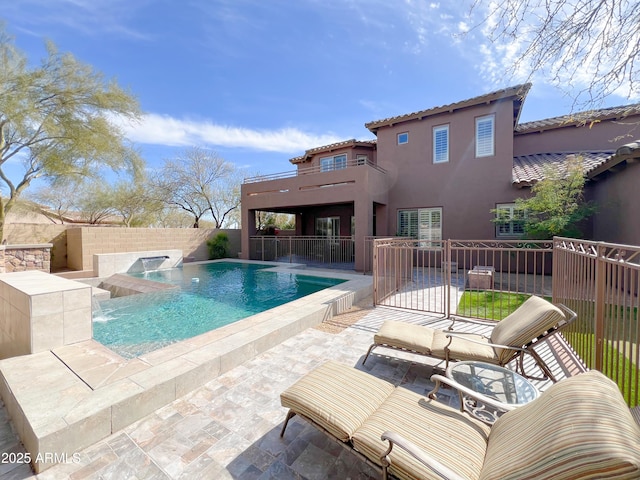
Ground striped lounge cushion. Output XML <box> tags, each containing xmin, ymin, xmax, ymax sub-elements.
<box><xmin>490</xmin><ymin>295</ymin><xmax>566</xmax><ymax>364</ymax></box>
<box><xmin>479</xmin><ymin>371</ymin><xmax>640</xmax><ymax>479</ymax></box>
<box><xmin>430</xmin><ymin>331</ymin><xmax>499</xmax><ymax>364</ymax></box>
<box><xmin>280</xmin><ymin>360</ymin><xmax>395</xmax><ymax>442</ymax></box>
<box><xmin>374</xmin><ymin>321</ymin><xmax>435</xmax><ymax>354</ymax></box>
<box><xmin>352</xmin><ymin>387</ymin><xmax>490</xmax><ymax>480</ymax></box>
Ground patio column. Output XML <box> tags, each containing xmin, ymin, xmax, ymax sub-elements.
<box><xmin>241</xmin><ymin>208</ymin><xmax>257</xmax><ymax>260</ymax></box>
<box><xmin>354</xmin><ymin>199</ymin><xmax>373</xmax><ymax>272</ymax></box>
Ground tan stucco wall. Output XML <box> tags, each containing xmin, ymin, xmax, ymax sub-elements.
<box><xmin>586</xmin><ymin>161</ymin><xmax>640</xmax><ymax>246</ymax></box>
<box><xmin>66</xmin><ymin>227</ymin><xmax>241</xmax><ymax>272</ymax></box>
<box><xmin>375</xmin><ymin>99</ymin><xmax>519</xmax><ymax>239</ymax></box>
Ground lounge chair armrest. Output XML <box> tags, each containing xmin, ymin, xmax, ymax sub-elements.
<box><xmin>429</xmin><ymin>374</ymin><xmax>518</xmax><ymax>413</ymax></box>
<box><xmin>445</xmin><ymin>332</ymin><xmax>528</xmax><ymax>353</ymax></box>
<box><xmin>556</xmin><ymin>303</ymin><xmax>578</xmax><ymax>328</ymax></box>
<box><xmin>447</xmin><ymin>315</ymin><xmax>498</xmax><ymax>330</ymax></box>
<box><xmin>450</xmin><ymin>315</ymin><xmax>499</xmax><ymax>326</ymax></box>
<box><xmin>381</xmin><ymin>431</ymin><xmax>467</xmax><ymax>480</ymax></box>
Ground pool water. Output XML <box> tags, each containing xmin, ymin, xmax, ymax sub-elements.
<box><xmin>93</xmin><ymin>262</ymin><xmax>345</xmax><ymax>358</ymax></box>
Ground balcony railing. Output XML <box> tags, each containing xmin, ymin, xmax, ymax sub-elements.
<box><xmin>243</xmin><ymin>158</ymin><xmax>386</xmax><ymax>184</ymax></box>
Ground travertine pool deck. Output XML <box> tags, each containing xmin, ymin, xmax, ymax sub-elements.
<box><xmin>0</xmin><ymin>265</ymin><xmax>372</xmax><ymax>474</ymax></box>
<box><xmin>0</xmin><ymin>302</ymin><xmax>589</xmax><ymax>479</ymax></box>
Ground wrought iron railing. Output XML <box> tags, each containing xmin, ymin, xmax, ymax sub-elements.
<box><xmin>371</xmin><ymin>236</ymin><xmax>639</xmax><ymax>407</ymax></box>
<box><xmin>249</xmin><ymin>236</ymin><xmax>355</xmax><ymax>268</ymax></box>
<box><xmin>243</xmin><ymin>158</ymin><xmax>386</xmax><ymax>184</ymax></box>
<box><xmin>553</xmin><ymin>238</ymin><xmax>639</xmax><ymax>406</ymax></box>
<box><xmin>372</xmin><ymin>238</ymin><xmax>553</xmax><ymax>317</ymax></box>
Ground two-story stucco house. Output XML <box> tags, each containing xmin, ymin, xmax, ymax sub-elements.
<box><xmin>241</xmin><ymin>84</ymin><xmax>640</xmax><ymax>271</ymax></box>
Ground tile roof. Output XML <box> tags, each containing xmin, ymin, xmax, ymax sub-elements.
<box><xmin>290</xmin><ymin>138</ymin><xmax>377</xmax><ymax>164</ymax></box>
<box><xmin>365</xmin><ymin>84</ymin><xmax>531</xmax><ymax>133</ymax></box>
<box><xmin>586</xmin><ymin>140</ymin><xmax>640</xmax><ymax>178</ymax></box>
<box><xmin>512</xmin><ymin>151</ymin><xmax>614</xmax><ymax>186</ymax></box>
<box><xmin>516</xmin><ymin>104</ymin><xmax>640</xmax><ymax>134</ymax></box>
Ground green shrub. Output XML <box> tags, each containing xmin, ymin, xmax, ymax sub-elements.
<box><xmin>207</xmin><ymin>232</ymin><xmax>229</xmax><ymax>259</ymax></box>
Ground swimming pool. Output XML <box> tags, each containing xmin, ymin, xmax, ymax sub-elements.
<box><xmin>93</xmin><ymin>262</ymin><xmax>346</xmax><ymax>358</ymax></box>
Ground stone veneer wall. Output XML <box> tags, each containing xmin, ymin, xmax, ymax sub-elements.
<box><xmin>0</xmin><ymin>244</ymin><xmax>52</xmax><ymax>274</ymax></box>
<box><xmin>5</xmin><ymin>224</ymin><xmax>67</xmax><ymax>271</ymax></box>
<box><xmin>67</xmin><ymin>227</ymin><xmax>241</xmax><ymax>272</ymax></box>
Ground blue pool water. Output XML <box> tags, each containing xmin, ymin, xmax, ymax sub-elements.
<box><xmin>93</xmin><ymin>262</ymin><xmax>345</xmax><ymax>358</ymax></box>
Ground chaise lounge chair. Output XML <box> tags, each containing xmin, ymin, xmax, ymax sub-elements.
<box><xmin>362</xmin><ymin>295</ymin><xmax>577</xmax><ymax>382</ymax></box>
<box><xmin>280</xmin><ymin>360</ymin><xmax>640</xmax><ymax>480</ymax></box>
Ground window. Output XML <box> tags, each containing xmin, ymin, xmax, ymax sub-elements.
<box><xmin>320</xmin><ymin>154</ymin><xmax>347</xmax><ymax>172</ymax></box>
<box><xmin>495</xmin><ymin>203</ymin><xmax>525</xmax><ymax>237</ymax></box>
<box><xmin>433</xmin><ymin>125</ymin><xmax>449</xmax><ymax>163</ymax></box>
<box><xmin>398</xmin><ymin>207</ymin><xmax>442</xmax><ymax>243</ymax></box>
<box><xmin>476</xmin><ymin>115</ymin><xmax>495</xmax><ymax>157</ymax></box>
<box><xmin>397</xmin><ymin>132</ymin><xmax>409</xmax><ymax>145</ymax></box>
<box><xmin>316</xmin><ymin>217</ymin><xmax>340</xmax><ymax>238</ymax></box>
<box><xmin>398</xmin><ymin>210</ymin><xmax>418</xmax><ymax>238</ymax></box>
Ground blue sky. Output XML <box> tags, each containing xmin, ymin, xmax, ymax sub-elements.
<box><xmin>3</xmin><ymin>0</ymin><xmax>638</xmax><ymax>180</ymax></box>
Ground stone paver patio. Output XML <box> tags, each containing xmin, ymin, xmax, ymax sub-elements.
<box><xmin>1</xmin><ymin>302</ymin><xmax>575</xmax><ymax>480</ymax></box>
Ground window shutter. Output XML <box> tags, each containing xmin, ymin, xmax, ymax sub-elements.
<box><xmin>419</xmin><ymin>208</ymin><xmax>442</xmax><ymax>243</ymax></box>
<box><xmin>476</xmin><ymin>116</ymin><xmax>494</xmax><ymax>157</ymax></box>
<box><xmin>434</xmin><ymin>126</ymin><xmax>449</xmax><ymax>163</ymax></box>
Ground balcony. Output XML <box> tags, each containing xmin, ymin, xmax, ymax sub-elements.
<box><xmin>242</xmin><ymin>158</ymin><xmax>388</xmax><ymax>210</ymax></box>
<box><xmin>243</xmin><ymin>157</ymin><xmax>386</xmax><ymax>184</ymax></box>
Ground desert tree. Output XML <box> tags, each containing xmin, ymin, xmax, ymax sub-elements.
<box><xmin>73</xmin><ymin>180</ymin><xmax>116</xmax><ymax>225</ymax></box>
<box><xmin>28</xmin><ymin>180</ymin><xmax>80</xmax><ymax>224</ymax></box>
<box><xmin>0</xmin><ymin>26</ymin><xmax>142</xmax><ymax>240</ymax></box>
<box><xmin>151</xmin><ymin>207</ymin><xmax>197</xmax><ymax>228</ymax></box>
<box><xmin>467</xmin><ymin>0</ymin><xmax>640</xmax><ymax>111</ymax></box>
<box><xmin>110</xmin><ymin>175</ymin><xmax>163</xmax><ymax>227</ymax></box>
<box><xmin>493</xmin><ymin>156</ymin><xmax>597</xmax><ymax>239</ymax></box>
<box><xmin>152</xmin><ymin>147</ymin><xmax>241</xmax><ymax>228</ymax></box>
<box><xmin>208</xmin><ymin>168</ymin><xmax>243</xmax><ymax>229</ymax></box>
<box><xmin>256</xmin><ymin>212</ymin><xmax>295</xmax><ymax>232</ymax></box>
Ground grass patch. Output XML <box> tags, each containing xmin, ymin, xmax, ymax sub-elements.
<box><xmin>565</xmin><ymin>331</ymin><xmax>639</xmax><ymax>406</ymax></box>
<box><xmin>457</xmin><ymin>291</ymin><xmax>534</xmax><ymax>321</ymax></box>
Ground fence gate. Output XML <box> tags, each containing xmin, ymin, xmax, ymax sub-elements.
<box><xmin>372</xmin><ymin>239</ymin><xmax>447</xmax><ymax>314</ymax></box>
<box><xmin>373</xmin><ymin>239</ymin><xmax>554</xmax><ymax>319</ymax></box>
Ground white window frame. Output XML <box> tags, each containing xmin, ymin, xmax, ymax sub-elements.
<box><xmin>495</xmin><ymin>203</ymin><xmax>525</xmax><ymax>237</ymax></box>
<box><xmin>398</xmin><ymin>207</ymin><xmax>442</xmax><ymax>246</ymax></box>
<box><xmin>397</xmin><ymin>132</ymin><xmax>409</xmax><ymax>145</ymax></box>
<box><xmin>475</xmin><ymin>115</ymin><xmax>495</xmax><ymax>157</ymax></box>
<box><xmin>433</xmin><ymin>124</ymin><xmax>449</xmax><ymax>163</ymax></box>
<box><xmin>355</xmin><ymin>154</ymin><xmax>368</xmax><ymax>165</ymax></box>
<box><xmin>320</xmin><ymin>154</ymin><xmax>347</xmax><ymax>172</ymax></box>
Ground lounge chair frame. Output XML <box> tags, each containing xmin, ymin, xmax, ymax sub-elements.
<box><xmin>280</xmin><ymin>372</ymin><xmax>515</xmax><ymax>480</ymax></box>
<box><xmin>280</xmin><ymin>363</ymin><xmax>640</xmax><ymax>480</ymax></box>
<box><xmin>362</xmin><ymin>302</ymin><xmax>577</xmax><ymax>382</ymax></box>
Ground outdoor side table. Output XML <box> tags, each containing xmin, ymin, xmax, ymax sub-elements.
<box><xmin>445</xmin><ymin>361</ymin><xmax>539</xmax><ymax>424</ymax></box>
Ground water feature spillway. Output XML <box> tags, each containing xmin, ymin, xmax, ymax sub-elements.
<box><xmin>139</xmin><ymin>256</ymin><xmax>169</xmax><ymax>272</ymax></box>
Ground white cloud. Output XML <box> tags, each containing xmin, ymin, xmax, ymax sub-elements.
<box><xmin>120</xmin><ymin>113</ymin><xmax>344</xmax><ymax>154</ymax></box>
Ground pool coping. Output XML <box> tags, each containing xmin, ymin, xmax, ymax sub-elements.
<box><xmin>0</xmin><ymin>260</ymin><xmax>372</xmax><ymax>473</ymax></box>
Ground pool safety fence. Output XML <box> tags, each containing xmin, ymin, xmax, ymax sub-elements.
<box><xmin>371</xmin><ymin>237</ymin><xmax>640</xmax><ymax>407</ymax></box>
<box><xmin>249</xmin><ymin>236</ymin><xmax>355</xmax><ymax>269</ymax></box>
